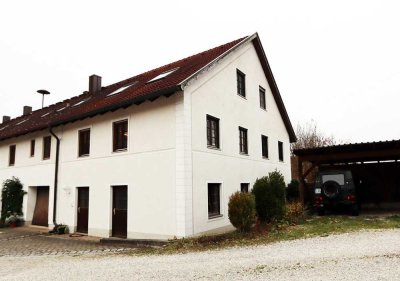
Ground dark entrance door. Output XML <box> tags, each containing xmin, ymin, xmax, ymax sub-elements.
<box><xmin>32</xmin><ymin>186</ymin><xmax>49</xmax><ymax>226</ymax></box>
<box><xmin>77</xmin><ymin>187</ymin><xmax>89</xmax><ymax>233</ymax></box>
<box><xmin>112</xmin><ymin>186</ymin><xmax>127</xmax><ymax>238</ymax></box>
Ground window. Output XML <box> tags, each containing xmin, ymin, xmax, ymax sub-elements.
<box><xmin>206</xmin><ymin>115</ymin><xmax>220</xmax><ymax>148</ymax></box>
<box><xmin>241</xmin><ymin>183</ymin><xmax>249</xmax><ymax>193</ymax></box>
<box><xmin>239</xmin><ymin>127</ymin><xmax>248</xmax><ymax>154</ymax></box>
<box><xmin>259</xmin><ymin>86</ymin><xmax>266</xmax><ymax>109</ymax></box>
<box><xmin>78</xmin><ymin>129</ymin><xmax>91</xmax><ymax>157</ymax></box>
<box><xmin>208</xmin><ymin>183</ymin><xmax>221</xmax><ymax>218</ymax></box>
<box><xmin>261</xmin><ymin>135</ymin><xmax>268</xmax><ymax>158</ymax></box>
<box><xmin>9</xmin><ymin>145</ymin><xmax>16</xmax><ymax>166</ymax></box>
<box><xmin>236</xmin><ymin>69</ymin><xmax>246</xmax><ymax>98</ymax></box>
<box><xmin>113</xmin><ymin>120</ymin><xmax>128</xmax><ymax>152</ymax></box>
<box><xmin>43</xmin><ymin>136</ymin><xmax>51</xmax><ymax>160</ymax></box>
<box><xmin>278</xmin><ymin>141</ymin><xmax>284</xmax><ymax>161</ymax></box>
<box><xmin>30</xmin><ymin>140</ymin><xmax>35</xmax><ymax>157</ymax></box>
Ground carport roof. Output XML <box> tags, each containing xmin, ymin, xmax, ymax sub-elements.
<box><xmin>293</xmin><ymin>140</ymin><xmax>400</xmax><ymax>164</ymax></box>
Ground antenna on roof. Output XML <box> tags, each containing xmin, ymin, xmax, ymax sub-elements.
<box><xmin>37</xmin><ymin>89</ymin><xmax>50</xmax><ymax>109</ymax></box>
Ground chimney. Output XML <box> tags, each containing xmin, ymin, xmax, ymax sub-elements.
<box><xmin>2</xmin><ymin>116</ymin><xmax>10</xmax><ymax>123</ymax></box>
<box><xmin>89</xmin><ymin>74</ymin><xmax>102</xmax><ymax>94</ymax></box>
<box><xmin>23</xmin><ymin>106</ymin><xmax>32</xmax><ymax>116</ymax></box>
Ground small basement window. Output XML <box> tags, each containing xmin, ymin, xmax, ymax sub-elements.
<box><xmin>146</xmin><ymin>68</ymin><xmax>179</xmax><ymax>84</ymax></box>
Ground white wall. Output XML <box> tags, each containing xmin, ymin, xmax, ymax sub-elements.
<box><xmin>0</xmin><ymin>131</ymin><xmax>56</xmax><ymax>226</ymax></box>
<box><xmin>186</xmin><ymin>41</ymin><xmax>292</xmax><ymax>235</ymax></box>
<box><xmin>0</xmin><ymin>96</ymin><xmax>178</xmax><ymax>239</ymax></box>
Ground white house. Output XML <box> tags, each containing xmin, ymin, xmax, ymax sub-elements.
<box><xmin>0</xmin><ymin>33</ymin><xmax>296</xmax><ymax>239</ymax></box>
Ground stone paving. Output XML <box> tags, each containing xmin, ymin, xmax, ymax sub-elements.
<box><xmin>0</xmin><ymin>227</ymin><xmax>133</xmax><ymax>257</ymax></box>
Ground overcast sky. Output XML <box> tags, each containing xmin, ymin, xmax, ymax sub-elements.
<box><xmin>0</xmin><ymin>0</ymin><xmax>399</xmax><ymax>143</ymax></box>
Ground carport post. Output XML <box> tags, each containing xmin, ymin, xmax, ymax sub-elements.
<box><xmin>297</xmin><ymin>158</ymin><xmax>305</xmax><ymax>204</ymax></box>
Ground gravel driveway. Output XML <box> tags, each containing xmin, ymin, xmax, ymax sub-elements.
<box><xmin>1</xmin><ymin>229</ymin><xmax>400</xmax><ymax>281</ymax></box>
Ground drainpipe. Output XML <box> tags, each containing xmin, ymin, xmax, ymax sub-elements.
<box><xmin>49</xmin><ymin>127</ymin><xmax>60</xmax><ymax>227</ymax></box>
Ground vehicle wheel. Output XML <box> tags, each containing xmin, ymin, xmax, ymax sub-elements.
<box><xmin>351</xmin><ymin>205</ymin><xmax>359</xmax><ymax>216</ymax></box>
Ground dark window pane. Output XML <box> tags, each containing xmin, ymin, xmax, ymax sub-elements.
<box><xmin>113</xmin><ymin>120</ymin><xmax>128</xmax><ymax>151</ymax></box>
<box><xmin>30</xmin><ymin>140</ymin><xmax>35</xmax><ymax>157</ymax></box>
<box><xmin>259</xmin><ymin>86</ymin><xmax>266</xmax><ymax>109</ymax></box>
<box><xmin>114</xmin><ymin>186</ymin><xmax>127</xmax><ymax>210</ymax></box>
<box><xmin>79</xmin><ymin>129</ymin><xmax>91</xmax><ymax>157</ymax></box>
<box><xmin>278</xmin><ymin>141</ymin><xmax>284</xmax><ymax>161</ymax></box>
<box><xmin>239</xmin><ymin>127</ymin><xmax>248</xmax><ymax>154</ymax></box>
<box><xmin>208</xmin><ymin>183</ymin><xmax>221</xmax><ymax>218</ymax></box>
<box><xmin>236</xmin><ymin>69</ymin><xmax>246</xmax><ymax>97</ymax></box>
<box><xmin>262</xmin><ymin>135</ymin><xmax>268</xmax><ymax>158</ymax></box>
<box><xmin>241</xmin><ymin>183</ymin><xmax>249</xmax><ymax>193</ymax></box>
<box><xmin>9</xmin><ymin>145</ymin><xmax>16</xmax><ymax>166</ymax></box>
<box><xmin>43</xmin><ymin>136</ymin><xmax>51</xmax><ymax>160</ymax></box>
<box><xmin>206</xmin><ymin>115</ymin><xmax>219</xmax><ymax>148</ymax></box>
<box><xmin>78</xmin><ymin>187</ymin><xmax>89</xmax><ymax>208</ymax></box>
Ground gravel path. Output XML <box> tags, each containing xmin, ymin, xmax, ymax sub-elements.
<box><xmin>1</xmin><ymin>229</ymin><xmax>400</xmax><ymax>281</ymax></box>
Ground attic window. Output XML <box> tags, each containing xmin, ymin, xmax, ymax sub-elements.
<box><xmin>146</xmin><ymin>68</ymin><xmax>179</xmax><ymax>84</ymax></box>
<box><xmin>72</xmin><ymin>97</ymin><xmax>91</xmax><ymax>107</ymax></box>
<box><xmin>16</xmin><ymin>119</ymin><xmax>28</xmax><ymax>125</ymax></box>
<box><xmin>107</xmin><ymin>82</ymin><xmax>138</xmax><ymax>97</ymax></box>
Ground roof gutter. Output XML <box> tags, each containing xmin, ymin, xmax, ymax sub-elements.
<box><xmin>49</xmin><ymin>127</ymin><xmax>60</xmax><ymax>227</ymax></box>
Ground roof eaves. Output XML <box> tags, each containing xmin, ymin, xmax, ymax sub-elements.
<box><xmin>49</xmin><ymin>85</ymin><xmax>181</xmax><ymax>128</ymax></box>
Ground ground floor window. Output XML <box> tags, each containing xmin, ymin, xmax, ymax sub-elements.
<box><xmin>208</xmin><ymin>183</ymin><xmax>221</xmax><ymax>219</ymax></box>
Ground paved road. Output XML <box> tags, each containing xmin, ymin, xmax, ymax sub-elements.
<box><xmin>1</xmin><ymin>228</ymin><xmax>400</xmax><ymax>280</ymax></box>
<box><xmin>0</xmin><ymin>227</ymin><xmax>130</xmax><ymax>257</ymax></box>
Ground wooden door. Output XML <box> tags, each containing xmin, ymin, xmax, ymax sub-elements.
<box><xmin>77</xmin><ymin>187</ymin><xmax>89</xmax><ymax>233</ymax></box>
<box><xmin>112</xmin><ymin>186</ymin><xmax>127</xmax><ymax>238</ymax></box>
<box><xmin>32</xmin><ymin>186</ymin><xmax>49</xmax><ymax>226</ymax></box>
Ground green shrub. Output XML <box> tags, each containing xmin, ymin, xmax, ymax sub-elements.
<box><xmin>286</xmin><ymin>179</ymin><xmax>300</xmax><ymax>202</ymax></box>
<box><xmin>252</xmin><ymin>170</ymin><xmax>286</xmax><ymax>223</ymax></box>
<box><xmin>1</xmin><ymin>177</ymin><xmax>26</xmax><ymax>223</ymax></box>
<box><xmin>228</xmin><ymin>191</ymin><xmax>256</xmax><ymax>232</ymax></box>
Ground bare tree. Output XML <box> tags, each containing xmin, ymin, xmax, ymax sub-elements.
<box><xmin>291</xmin><ymin>120</ymin><xmax>341</xmax><ymax>152</ymax></box>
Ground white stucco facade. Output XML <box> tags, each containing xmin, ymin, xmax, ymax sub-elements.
<box><xmin>0</xmin><ymin>38</ymin><xmax>293</xmax><ymax>239</ymax></box>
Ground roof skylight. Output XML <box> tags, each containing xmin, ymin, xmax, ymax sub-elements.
<box><xmin>107</xmin><ymin>82</ymin><xmax>138</xmax><ymax>97</ymax></box>
<box><xmin>16</xmin><ymin>119</ymin><xmax>28</xmax><ymax>125</ymax></box>
<box><xmin>57</xmin><ymin>106</ymin><xmax>67</xmax><ymax>112</ymax></box>
<box><xmin>146</xmin><ymin>68</ymin><xmax>179</xmax><ymax>84</ymax></box>
<box><xmin>41</xmin><ymin>112</ymin><xmax>52</xmax><ymax>117</ymax></box>
<box><xmin>72</xmin><ymin>97</ymin><xmax>91</xmax><ymax>107</ymax></box>
<box><xmin>0</xmin><ymin>125</ymin><xmax>8</xmax><ymax>131</ymax></box>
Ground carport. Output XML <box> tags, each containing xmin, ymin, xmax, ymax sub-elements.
<box><xmin>293</xmin><ymin>140</ymin><xmax>400</xmax><ymax>209</ymax></box>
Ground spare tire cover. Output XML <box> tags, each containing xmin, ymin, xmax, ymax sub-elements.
<box><xmin>322</xmin><ymin>180</ymin><xmax>341</xmax><ymax>198</ymax></box>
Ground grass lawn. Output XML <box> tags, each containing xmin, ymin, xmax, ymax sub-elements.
<box><xmin>133</xmin><ymin>214</ymin><xmax>400</xmax><ymax>256</ymax></box>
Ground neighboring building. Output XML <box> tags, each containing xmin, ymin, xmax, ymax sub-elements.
<box><xmin>0</xmin><ymin>33</ymin><xmax>296</xmax><ymax>239</ymax></box>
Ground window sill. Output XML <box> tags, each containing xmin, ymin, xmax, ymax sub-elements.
<box><xmin>78</xmin><ymin>154</ymin><xmax>90</xmax><ymax>158</ymax></box>
<box><xmin>260</xmin><ymin>107</ymin><xmax>267</xmax><ymax>111</ymax></box>
<box><xmin>262</xmin><ymin>156</ymin><xmax>269</xmax><ymax>160</ymax></box>
<box><xmin>237</xmin><ymin>94</ymin><xmax>247</xmax><ymax>100</ymax></box>
<box><xmin>207</xmin><ymin>145</ymin><xmax>221</xmax><ymax>151</ymax></box>
<box><xmin>208</xmin><ymin>214</ymin><xmax>223</xmax><ymax>220</ymax></box>
<box><xmin>42</xmin><ymin>158</ymin><xmax>50</xmax><ymax>161</ymax></box>
<box><xmin>239</xmin><ymin>152</ymin><xmax>249</xmax><ymax>156</ymax></box>
<box><xmin>113</xmin><ymin>148</ymin><xmax>127</xmax><ymax>153</ymax></box>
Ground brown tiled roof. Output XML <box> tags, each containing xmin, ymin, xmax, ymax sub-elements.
<box><xmin>0</xmin><ymin>33</ymin><xmax>296</xmax><ymax>142</ymax></box>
